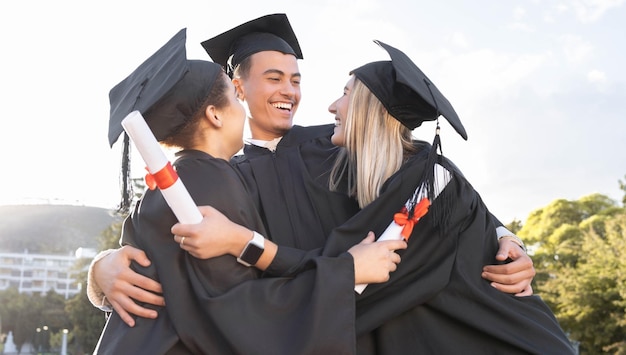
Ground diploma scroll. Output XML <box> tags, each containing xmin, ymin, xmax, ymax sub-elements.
<box><xmin>121</xmin><ymin>110</ymin><xmax>203</xmax><ymax>224</ymax></box>
<box><xmin>354</xmin><ymin>164</ymin><xmax>451</xmax><ymax>294</ymax></box>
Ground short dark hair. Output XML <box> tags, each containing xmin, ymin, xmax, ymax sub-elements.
<box><xmin>162</xmin><ymin>73</ymin><xmax>229</xmax><ymax>149</ymax></box>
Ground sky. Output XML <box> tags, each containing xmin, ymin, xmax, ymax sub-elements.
<box><xmin>1</xmin><ymin>0</ymin><xmax>624</xmax><ymax>224</ymax></box>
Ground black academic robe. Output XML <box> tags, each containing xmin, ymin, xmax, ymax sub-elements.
<box><xmin>232</xmin><ymin>124</ymin><xmax>361</xmax><ymax>251</ymax></box>
<box><xmin>94</xmin><ymin>150</ymin><xmax>357</xmax><ymax>355</ymax></box>
<box><xmin>233</xmin><ymin>125</ymin><xmax>570</xmax><ymax>354</ymax></box>
<box><xmin>317</xmin><ymin>145</ymin><xmax>576</xmax><ymax>354</ymax></box>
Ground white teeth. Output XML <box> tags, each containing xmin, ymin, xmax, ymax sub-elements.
<box><xmin>272</xmin><ymin>102</ymin><xmax>292</xmax><ymax>110</ymax></box>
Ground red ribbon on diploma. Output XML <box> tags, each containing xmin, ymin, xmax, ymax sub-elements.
<box><xmin>393</xmin><ymin>197</ymin><xmax>431</xmax><ymax>241</ymax></box>
<box><xmin>145</xmin><ymin>162</ymin><xmax>178</xmax><ymax>191</ymax></box>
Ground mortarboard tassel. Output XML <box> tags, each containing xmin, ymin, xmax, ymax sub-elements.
<box><xmin>117</xmin><ymin>133</ymin><xmax>133</xmax><ymax>214</ymax></box>
<box><xmin>412</xmin><ymin>79</ymin><xmax>454</xmax><ymax>236</ymax></box>
<box><xmin>409</xmin><ymin>121</ymin><xmax>452</xmax><ymax>237</ymax></box>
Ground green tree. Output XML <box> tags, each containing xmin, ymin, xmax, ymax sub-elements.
<box><xmin>41</xmin><ymin>290</ymin><xmax>71</xmax><ymax>332</ymax></box>
<box><xmin>99</xmin><ymin>217</ymin><xmax>124</xmax><ymax>250</ymax></box>
<box><xmin>546</xmin><ymin>212</ymin><xmax>626</xmax><ymax>354</ymax></box>
<box><xmin>519</xmin><ymin>193</ymin><xmax>620</xmax><ymax>278</ymax></box>
<box><xmin>0</xmin><ymin>289</ymin><xmax>43</xmax><ymax>352</ymax></box>
<box><xmin>0</xmin><ymin>288</ymin><xmax>20</xmax><ymax>332</ymax></box>
<box><xmin>505</xmin><ymin>218</ymin><xmax>523</xmax><ymax>234</ymax></box>
<box><xmin>65</xmin><ymin>270</ymin><xmax>107</xmax><ymax>354</ymax></box>
<box><xmin>519</xmin><ymin>193</ymin><xmax>626</xmax><ymax>353</ymax></box>
<box><xmin>64</xmin><ymin>209</ymin><xmax>129</xmax><ymax>353</ymax></box>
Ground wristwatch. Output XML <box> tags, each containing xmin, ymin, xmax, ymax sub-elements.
<box><xmin>237</xmin><ymin>231</ymin><xmax>265</xmax><ymax>267</ymax></box>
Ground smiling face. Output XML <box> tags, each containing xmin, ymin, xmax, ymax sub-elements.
<box><xmin>235</xmin><ymin>50</ymin><xmax>301</xmax><ymax>140</ymax></box>
<box><xmin>328</xmin><ymin>76</ymin><xmax>355</xmax><ymax>147</ymax></box>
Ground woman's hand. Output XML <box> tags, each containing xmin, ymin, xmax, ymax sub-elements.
<box><xmin>172</xmin><ymin>205</ymin><xmax>250</xmax><ymax>259</ymax></box>
<box><xmin>348</xmin><ymin>232</ymin><xmax>407</xmax><ymax>284</ymax></box>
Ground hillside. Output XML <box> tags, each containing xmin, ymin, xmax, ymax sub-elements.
<box><xmin>0</xmin><ymin>204</ymin><xmax>121</xmax><ymax>254</ymax></box>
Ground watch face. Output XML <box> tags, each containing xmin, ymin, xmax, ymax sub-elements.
<box><xmin>240</xmin><ymin>244</ymin><xmax>264</xmax><ymax>265</ymax></box>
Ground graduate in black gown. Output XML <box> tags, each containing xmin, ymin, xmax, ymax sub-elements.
<box><xmin>317</xmin><ymin>40</ymin><xmax>576</xmax><ymax>354</ymax></box>
<box><xmin>95</xmin><ymin>28</ymin><xmax>397</xmax><ymax>354</ymax></box>
<box><xmin>173</xmin><ymin>40</ymin><xmax>576</xmax><ymax>354</ymax></box>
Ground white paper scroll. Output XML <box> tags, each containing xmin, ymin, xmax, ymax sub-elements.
<box><xmin>121</xmin><ymin>110</ymin><xmax>202</xmax><ymax>224</ymax></box>
<box><xmin>354</xmin><ymin>163</ymin><xmax>452</xmax><ymax>294</ymax></box>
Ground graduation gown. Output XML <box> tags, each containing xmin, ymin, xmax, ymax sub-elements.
<box><xmin>317</xmin><ymin>144</ymin><xmax>576</xmax><ymax>354</ymax></box>
<box><xmin>94</xmin><ymin>150</ymin><xmax>357</xmax><ymax>355</ymax></box>
<box><xmin>232</xmin><ymin>125</ymin><xmax>569</xmax><ymax>353</ymax></box>
<box><xmin>232</xmin><ymin>124</ymin><xmax>361</xmax><ymax>250</ymax></box>
<box><xmin>236</xmin><ymin>124</ymin><xmax>517</xmax><ymax>278</ymax></box>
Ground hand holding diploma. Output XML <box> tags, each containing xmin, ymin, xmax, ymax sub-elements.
<box><xmin>121</xmin><ymin>110</ymin><xmax>202</xmax><ymax>224</ymax></box>
<box><xmin>354</xmin><ymin>164</ymin><xmax>450</xmax><ymax>294</ymax></box>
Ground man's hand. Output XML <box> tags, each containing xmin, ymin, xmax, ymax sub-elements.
<box><xmin>93</xmin><ymin>245</ymin><xmax>165</xmax><ymax>326</ymax></box>
<box><xmin>482</xmin><ymin>238</ymin><xmax>535</xmax><ymax>296</ymax></box>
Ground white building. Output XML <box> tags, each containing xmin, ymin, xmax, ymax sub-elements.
<box><xmin>0</xmin><ymin>248</ymin><xmax>96</xmax><ymax>299</ymax></box>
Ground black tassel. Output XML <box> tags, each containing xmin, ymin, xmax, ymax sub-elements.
<box><xmin>409</xmin><ymin>79</ymin><xmax>454</xmax><ymax>236</ymax></box>
<box><xmin>117</xmin><ymin>133</ymin><xmax>133</xmax><ymax>214</ymax></box>
<box><xmin>425</xmin><ymin>124</ymin><xmax>441</xmax><ymax>202</ymax></box>
<box><xmin>409</xmin><ymin>122</ymin><xmax>451</xmax><ymax>237</ymax></box>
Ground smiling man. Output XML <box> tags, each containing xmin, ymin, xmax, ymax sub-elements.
<box><xmin>202</xmin><ymin>14</ymin><xmax>362</xmax><ymax>250</ymax></box>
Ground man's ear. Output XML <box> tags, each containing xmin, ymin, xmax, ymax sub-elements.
<box><xmin>205</xmin><ymin>105</ymin><xmax>222</xmax><ymax>128</ymax></box>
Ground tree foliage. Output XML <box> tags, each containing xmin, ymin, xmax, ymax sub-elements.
<box><xmin>518</xmin><ymin>192</ymin><xmax>626</xmax><ymax>354</ymax></box>
<box><xmin>505</xmin><ymin>218</ymin><xmax>523</xmax><ymax>234</ymax></box>
<box><xmin>98</xmin><ymin>217</ymin><xmax>124</xmax><ymax>250</ymax></box>
<box><xmin>64</xmin><ymin>217</ymin><xmax>127</xmax><ymax>353</ymax></box>
<box><xmin>0</xmin><ymin>211</ymin><xmax>125</xmax><ymax>354</ymax></box>
<box><xmin>0</xmin><ymin>289</ymin><xmax>70</xmax><ymax>352</ymax></box>
<box><xmin>65</xmin><ymin>269</ymin><xmax>107</xmax><ymax>354</ymax></box>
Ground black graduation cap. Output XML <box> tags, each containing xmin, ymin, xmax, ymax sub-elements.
<box><xmin>351</xmin><ymin>40</ymin><xmax>467</xmax><ymax>140</ymax></box>
<box><xmin>201</xmin><ymin>13</ymin><xmax>303</xmax><ymax>77</ymax></box>
<box><xmin>108</xmin><ymin>28</ymin><xmax>188</xmax><ymax>147</ymax></box>
<box><xmin>108</xmin><ymin>28</ymin><xmax>223</xmax><ymax>148</ymax></box>
<box><xmin>106</xmin><ymin>28</ymin><xmax>223</xmax><ymax>212</ymax></box>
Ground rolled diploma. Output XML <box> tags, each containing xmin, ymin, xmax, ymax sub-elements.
<box><xmin>355</xmin><ymin>163</ymin><xmax>451</xmax><ymax>294</ymax></box>
<box><xmin>121</xmin><ymin>110</ymin><xmax>202</xmax><ymax>224</ymax></box>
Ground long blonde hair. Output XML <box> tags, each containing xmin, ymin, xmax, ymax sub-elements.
<box><xmin>330</xmin><ymin>79</ymin><xmax>416</xmax><ymax>208</ymax></box>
